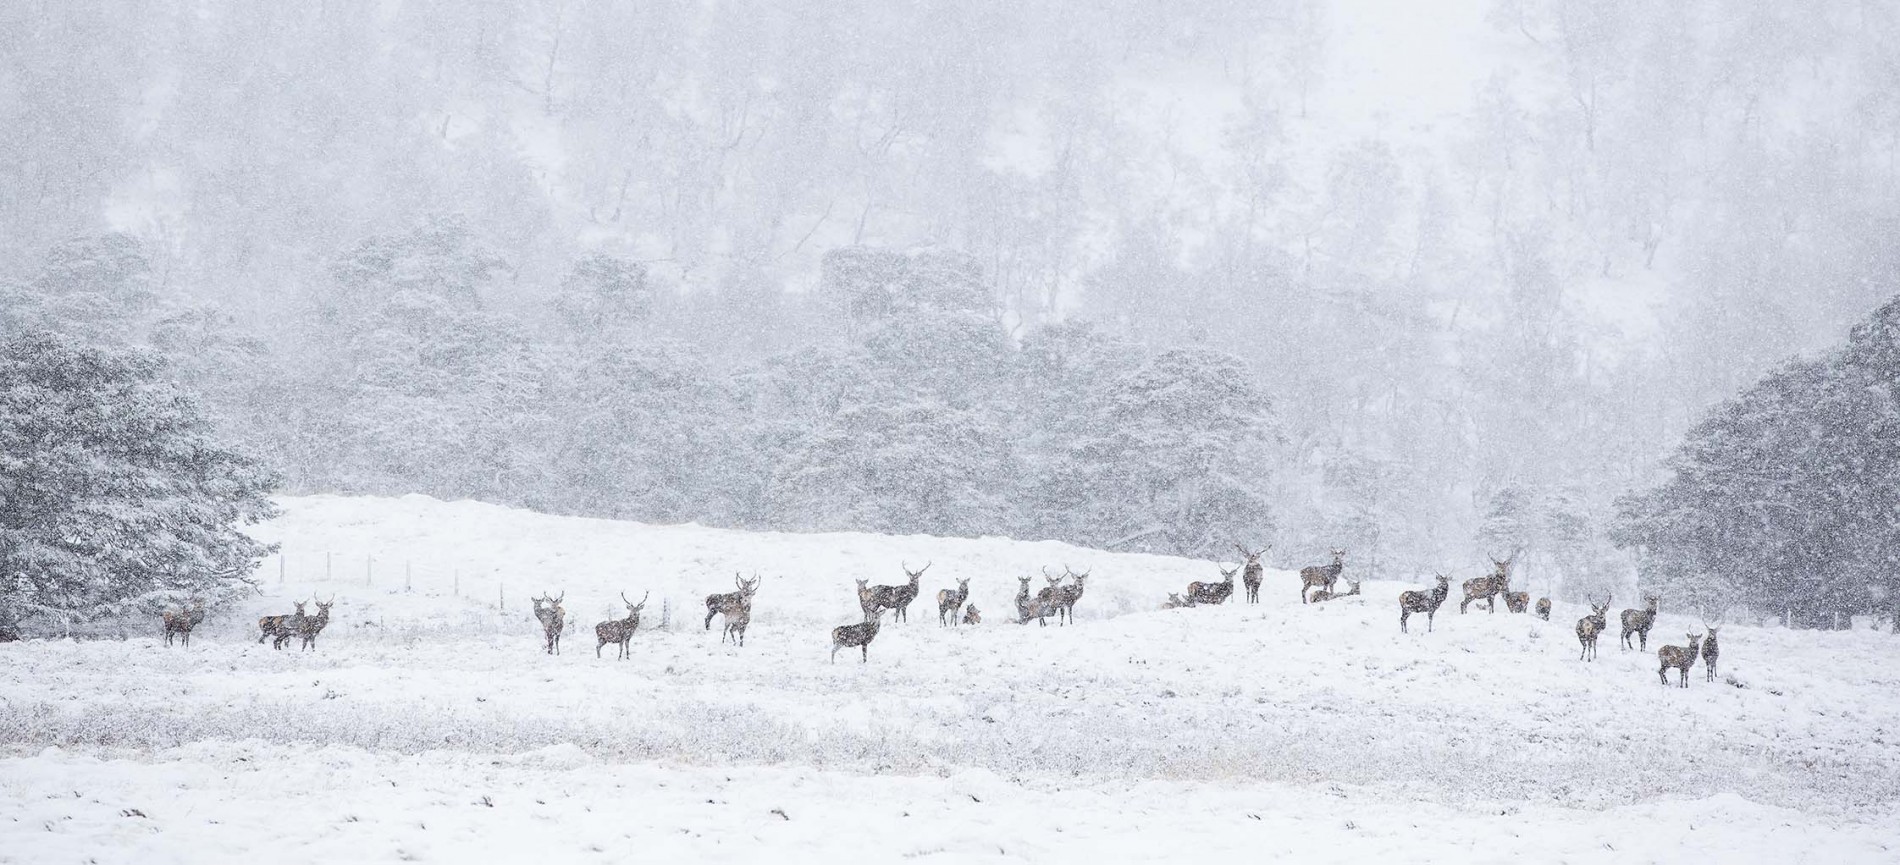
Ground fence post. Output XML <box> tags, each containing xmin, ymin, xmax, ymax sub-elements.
<box><xmin>405</xmin><ymin>561</ymin><xmax>412</xmax><ymax>593</ymax></box>
<box><xmin>660</xmin><ymin>597</ymin><xmax>671</xmax><ymax>630</ymax></box>
<box><xmin>499</xmin><ymin>584</ymin><xmax>505</xmax><ymax>613</ymax></box>
<box><xmin>326</xmin><ymin>551</ymin><xmax>332</xmax><ymax>582</ymax></box>
<box><xmin>453</xmin><ymin>569</ymin><xmax>459</xmax><ymax>598</ymax></box>
<box><xmin>279</xmin><ymin>552</ymin><xmax>285</xmax><ymax>585</ymax></box>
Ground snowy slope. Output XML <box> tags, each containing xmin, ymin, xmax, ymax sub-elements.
<box><xmin>2</xmin><ymin>495</ymin><xmax>1898</xmax><ymax>862</ymax></box>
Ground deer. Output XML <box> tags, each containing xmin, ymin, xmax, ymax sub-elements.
<box><xmin>962</xmin><ymin>604</ymin><xmax>981</xmax><ymax>625</ymax></box>
<box><xmin>1014</xmin><ymin>576</ymin><xmax>1055</xmax><ymax>626</ymax></box>
<box><xmin>296</xmin><ymin>597</ymin><xmax>334</xmax><ymax>651</ymax></box>
<box><xmin>1160</xmin><ymin>592</ymin><xmax>1190</xmax><ymax>609</ymax></box>
<box><xmin>1657</xmin><ymin>632</ymin><xmax>1703</xmax><ymax>688</ymax></box>
<box><xmin>1576</xmin><ymin>595</ymin><xmax>1611</xmax><ymax>661</ymax></box>
<box><xmin>1188</xmin><ymin>564</ymin><xmax>1238</xmax><ymax>606</ymax></box>
<box><xmin>1504</xmin><ymin>590</ymin><xmax>1531</xmax><ymax>613</ymax></box>
<box><xmin>162</xmin><ymin>600</ymin><xmax>206</xmax><ymax>648</ymax></box>
<box><xmin>937</xmin><ymin>577</ymin><xmax>970</xmax><ymax>627</ymax></box>
<box><xmin>857</xmin><ymin>570</ymin><xmax>908</xmax><ymax>619</ymax></box>
<box><xmin>723</xmin><ymin>602</ymin><xmax>750</xmax><ymax>647</ymax></box>
<box><xmin>258</xmin><ymin>600</ymin><xmax>306</xmax><ymax>650</ymax></box>
<box><xmin>830</xmin><ymin>608</ymin><xmax>885</xmax><ymax>663</ymax></box>
<box><xmin>889</xmin><ymin>562</ymin><xmax>929</xmax><ymax>623</ymax></box>
<box><xmin>1460</xmin><ymin>555</ymin><xmax>1512</xmax><ymax>613</ymax></box>
<box><xmin>1235</xmin><ymin>544</ymin><xmax>1269</xmax><ymax>604</ymax></box>
<box><xmin>1310</xmin><ymin>580</ymin><xmax>1361</xmax><ymax>603</ymax></box>
<box><xmin>1300</xmin><ymin>549</ymin><xmax>1346</xmax><ymax>604</ymax></box>
<box><xmin>1051</xmin><ymin>566</ymin><xmax>1089</xmax><ymax>625</ymax></box>
<box><xmin>1535</xmin><ymin>597</ymin><xmax>1551</xmax><ymax>621</ymax></box>
<box><xmin>532</xmin><ymin>592</ymin><xmax>566</xmax><ymax>655</ymax></box>
<box><xmin>1620</xmin><ymin>594</ymin><xmax>1660</xmax><ymax>651</ymax></box>
<box><xmin>705</xmin><ymin>573</ymin><xmax>760</xmax><ymax>631</ymax></box>
<box><xmin>1701</xmin><ymin>626</ymin><xmax>1720</xmax><ymax>682</ymax></box>
<box><xmin>595</xmin><ymin>591</ymin><xmax>649</xmax><ymax>659</ymax></box>
<box><xmin>1399</xmin><ymin>574</ymin><xmax>1450</xmax><ymax>633</ymax></box>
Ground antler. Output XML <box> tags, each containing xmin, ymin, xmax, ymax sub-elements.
<box><xmin>735</xmin><ymin>572</ymin><xmax>745</xmax><ymax>588</ymax></box>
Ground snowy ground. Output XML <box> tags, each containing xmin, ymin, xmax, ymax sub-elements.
<box><xmin>3</xmin><ymin>495</ymin><xmax>1899</xmax><ymax>862</ymax></box>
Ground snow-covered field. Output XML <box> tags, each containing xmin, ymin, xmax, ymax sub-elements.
<box><xmin>3</xmin><ymin>495</ymin><xmax>1899</xmax><ymax>862</ymax></box>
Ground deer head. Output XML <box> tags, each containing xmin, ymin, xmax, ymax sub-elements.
<box><xmin>1331</xmin><ymin>548</ymin><xmax>1346</xmax><ymax>561</ymax></box>
<box><xmin>622</xmin><ymin>591</ymin><xmax>649</xmax><ymax>614</ymax></box>
<box><xmin>1219</xmin><ymin>564</ymin><xmax>1239</xmax><ymax>581</ymax></box>
<box><xmin>735</xmin><ymin>573</ymin><xmax>760</xmax><ymax>598</ymax></box>
<box><xmin>903</xmin><ymin>562</ymin><xmax>931</xmax><ymax>580</ymax></box>
<box><xmin>1234</xmin><ymin>545</ymin><xmax>1268</xmax><ymax>563</ymax></box>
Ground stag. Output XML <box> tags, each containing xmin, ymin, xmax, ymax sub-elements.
<box><xmin>258</xmin><ymin>601</ymin><xmax>307</xmax><ymax>650</ymax></box>
<box><xmin>1701</xmin><ymin>626</ymin><xmax>1720</xmax><ymax>683</ymax></box>
<box><xmin>1535</xmin><ymin>597</ymin><xmax>1552</xmax><ymax>621</ymax></box>
<box><xmin>706</xmin><ymin>573</ymin><xmax>760</xmax><ymax>631</ymax></box>
<box><xmin>1310</xmin><ymin>580</ymin><xmax>1362</xmax><ymax>603</ymax></box>
<box><xmin>1620</xmin><ymin>594</ymin><xmax>1660</xmax><ymax>651</ymax></box>
<box><xmin>889</xmin><ymin>562</ymin><xmax>928</xmax><ymax>623</ymax></box>
<box><xmin>830</xmin><ymin>609</ymin><xmax>885</xmax><ymax>663</ymax></box>
<box><xmin>1399</xmin><ymin>574</ymin><xmax>1451</xmax><ymax>633</ymax></box>
<box><xmin>962</xmin><ymin>604</ymin><xmax>981</xmax><ymax>625</ymax></box>
<box><xmin>1576</xmin><ymin>595</ymin><xmax>1611</xmax><ymax>661</ymax></box>
<box><xmin>1460</xmin><ymin>556</ymin><xmax>1512</xmax><ymax>614</ymax></box>
<box><xmin>595</xmin><ymin>591</ymin><xmax>649</xmax><ymax>659</ymax></box>
<box><xmin>1188</xmin><ymin>565</ymin><xmax>1238</xmax><ymax>606</ymax></box>
<box><xmin>296</xmin><ymin>597</ymin><xmax>334</xmax><ymax>651</ymax></box>
<box><xmin>1235</xmin><ymin>545</ymin><xmax>1269</xmax><ymax>604</ymax></box>
<box><xmin>937</xmin><ymin>577</ymin><xmax>971</xmax><ymax>627</ymax></box>
<box><xmin>1657</xmin><ymin>632</ymin><xmax>1704</xmax><ymax>688</ymax></box>
<box><xmin>1050</xmin><ymin>566</ymin><xmax>1089</xmax><ymax>625</ymax></box>
<box><xmin>162</xmin><ymin>600</ymin><xmax>206</xmax><ymax>648</ymax></box>
<box><xmin>532</xmin><ymin>592</ymin><xmax>566</xmax><ymax>655</ymax></box>
<box><xmin>1300</xmin><ymin>549</ymin><xmax>1346</xmax><ymax>604</ymax></box>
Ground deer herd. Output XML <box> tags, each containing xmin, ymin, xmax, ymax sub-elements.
<box><xmin>150</xmin><ymin>546</ymin><xmax>1729</xmax><ymax>688</ymax></box>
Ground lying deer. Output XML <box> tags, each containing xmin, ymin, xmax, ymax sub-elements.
<box><xmin>831</xmin><ymin>609</ymin><xmax>885</xmax><ymax>663</ymax></box>
<box><xmin>296</xmin><ymin>597</ymin><xmax>334</xmax><ymax>651</ymax></box>
<box><xmin>962</xmin><ymin>604</ymin><xmax>981</xmax><ymax>625</ymax></box>
<box><xmin>162</xmin><ymin>600</ymin><xmax>206</xmax><ymax>648</ymax></box>
<box><xmin>1620</xmin><ymin>594</ymin><xmax>1660</xmax><ymax>651</ymax></box>
<box><xmin>1014</xmin><ymin>576</ymin><xmax>1057</xmax><ymax>625</ymax></box>
<box><xmin>1300</xmin><ymin>549</ymin><xmax>1346</xmax><ymax>604</ymax></box>
<box><xmin>1188</xmin><ymin>565</ymin><xmax>1238</xmax><ymax>606</ymax></box>
<box><xmin>706</xmin><ymin>574</ymin><xmax>759</xmax><ymax>631</ymax></box>
<box><xmin>1657</xmin><ymin>632</ymin><xmax>1703</xmax><ymax>688</ymax></box>
<box><xmin>259</xmin><ymin>601</ymin><xmax>306</xmax><ymax>650</ymax></box>
<box><xmin>1399</xmin><ymin>574</ymin><xmax>1450</xmax><ymax>633</ymax></box>
<box><xmin>1460</xmin><ymin>556</ymin><xmax>1511</xmax><ymax>613</ymax></box>
<box><xmin>937</xmin><ymin>577</ymin><xmax>970</xmax><ymax>627</ymax></box>
<box><xmin>1161</xmin><ymin>592</ymin><xmax>1190</xmax><ymax>609</ymax></box>
<box><xmin>1235</xmin><ymin>544</ymin><xmax>1269</xmax><ymax>604</ymax></box>
<box><xmin>1535</xmin><ymin>597</ymin><xmax>1551</xmax><ymax>621</ymax></box>
<box><xmin>532</xmin><ymin>592</ymin><xmax>566</xmax><ymax>655</ymax></box>
<box><xmin>595</xmin><ymin>591</ymin><xmax>648</xmax><ymax>659</ymax></box>
<box><xmin>1576</xmin><ymin>595</ymin><xmax>1611</xmax><ymax>661</ymax></box>
<box><xmin>1503</xmin><ymin>590</ymin><xmax>1531</xmax><ymax>613</ymax></box>
<box><xmin>1310</xmin><ymin>580</ymin><xmax>1361</xmax><ymax>603</ymax></box>
<box><xmin>1701</xmin><ymin>626</ymin><xmax>1720</xmax><ymax>683</ymax></box>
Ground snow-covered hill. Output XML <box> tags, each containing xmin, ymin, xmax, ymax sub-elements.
<box><xmin>2</xmin><ymin>495</ymin><xmax>1898</xmax><ymax>862</ymax></box>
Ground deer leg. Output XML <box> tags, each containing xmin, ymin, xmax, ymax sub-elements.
<box><xmin>704</xmin><ymin>607</ymin><xmax>717</xmax><ymax>631</ymax></box>
<box><xmin>861</xmin><ymin>644</ymin><xmax>868</xmax><ymax>663</ymax></box>
<box><xmin>830</xmin><ymin>643</ymin><xmax>839</xmax><ymax>663</ymax></box>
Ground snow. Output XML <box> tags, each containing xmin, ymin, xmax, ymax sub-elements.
<box><xmin>3</xmin><ymin>494</ymin><xmax>1899</xmax><ymax>862</ymax></box>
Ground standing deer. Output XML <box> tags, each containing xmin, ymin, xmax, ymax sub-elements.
<box><xmin>1188</xmin><ymin>565</ymin><xmax>1238</xmax><ymax>606</ymax></box>
<box><xmin>937</xmin><ymin>577</ymin><xmax>970</xmax><ymax>627</ymax></box>
<box><xmin>1620</xmin><ymin>594</ymin><xmax>1661</xmax><ymax>651</ymax></box>
<box><xmin>162</xmin><ymin>600</ymin><xmax>206</xmax><ymax>648</ymax></box>
<box><xmin>1399</xmin><ymin>574</ymin><xmax>1451</xmax><ymax>633</ymax></box>
<box><xmin>890</xmin><ymin>562</ymin><xmax>928</xmax><ymax>623</ymax></box>
<box><xmin>1300</xmin><ymin>549</ymin><xmax>1346</xmax><ymax>604</ymax></box>
<box><xmin>723</xmin><ymin>602</ymin><xmax>751</xmax><ymax>647</ymax></box>
<box><xmin>1701</xmin><ymin>626</ymin><xmax>1720</xmax><ymax>682</ymax></box>
<box><xmin>1014</xmin><ymin>576</ymin><xmax>1055</xmax><ymax>626</ymax></box>
<box><xmin>532</xmin><ymin>592</ymin><xmax>566</xmax><ymax>655</ymax></box>
<box><xmin>1460</xmin><ymin>556</ymin><xmax>1512</xmax><ymax>613</ymax></box>
<box><xmin>857</xmin><ymin>571</ymin><xmax>907</xmax><ymax>619</ymax></box>
<box><xmin>830</xmin><ymin>609</ymin><xmax>885</xmax><ymax>663</ymax></box>
<box><xmin>1051</xmin><ymin>566</ymin><xmax>1089</xmax><ymax>625</ymax></box>
<box><xmin>1310</xmin><ymin>580</ymin><xmax>1361</xmax><ymax>603</ymax></box>
<box><xmin>1535</xmin><ymin>597</ymin><xmax>1552</xmax><ymax>621</ymax></box>
<box><xmin>1235</xmin><ymin>545</ymin><xmax>1269</xmax><ymax>604</ymax></box>
<box><xmin>1657</xmin><ymin>633</ymin><xmax>1703</xmax><ymax>687</ymax></box>
<box><xmin>296</xmin><ymin>597</ymin><xmax>334</xmax><ymax>651</ymax></box>
<box><xmin>259</xmin><ymin>601</ymin><xmax>306</xmax><ymax>650</ymax></box>
<box><xmin>706</xmin><ymin>574</ymin><xmax>760</xmax><ymax>631</ymax></box>
<box><xmin>1576</xmin><ymin>596</ymin><xmax>1611</xmax><ymax>661</ymax></box>
<box><xmin>962</xmin><ymin>604</ymin><xmax>981</xmax><ymax>625</ymax></box>
<box><xmin>595</xmin><ymin>591</ymin><xmax>648</xmax><ymax>659</ymax></box>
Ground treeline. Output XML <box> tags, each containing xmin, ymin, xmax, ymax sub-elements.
<box><xmin>3</xmin><ymin>222</ymin><xmax>1276</xmax><ymax>561</ymax></box>
<box><xmin>1614</xmin><ymin>296</ymin><xmax>1900</xmax><ymax>628</ymax></box>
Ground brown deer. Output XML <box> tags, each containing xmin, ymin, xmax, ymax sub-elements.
<box><xmin>962</xmin><ymin>604</ymin><xmax>981</xmax><ymax>625</ymax></box>
<box><xmin>1503</xmin><ymin>590</ymin><xmax>1531</xmax><ymax>613</ymax></box>
<box><xmin>857</xmin><ymin>570</ymin><xmax>908</xmax><ymax>619</ymax></box>
<box><xmin>1051</xmin><ymin>566</ymin><xmax>1089</xmax><ymax>625</ymax></box>
<box><xmin>1701</xmin><ymin>626</ymin><xmax>1720</xmax><ymax>682</ymax></box>
<box><xmin>1188</xmin><ymin>565</ymin><xmax>1238</xmax><ymax>606</ymax></box>
<box><xmin>890</xmin><ymin>562</ymin><xmax>928</xmax><ymax>623</ymax></box>
<box><xmin>258</xmin><ymin>601</ymin><xmax>306</xmax><ymax>650</ymax></box>
<box><xmin>830</xmin><ymin>608</ymin><xmax>884</xmax><ymax>663</ymax></box>
<box><xmin>1657</xmin><ymin>632</ymin><xmax>1703</xmax><ymax>687</ymax></box>
<box><xmin>1399</xmin><ymin>574</ymin><xmax>1450</xmax><ymax>633</ymax></box>
<box><xmin>1535</xmin><ymin>597</ymin><xmax>1551</xmax><ymax>621</ymax></box>
<box><xmin>1460</xmin><ymin>556</ymin><xmax>1512</xmax><ymax>613</ymax></box>
<box><xmin>705</xmin><ymin>573</ymin><xmax>759</xmax><ymax>631</ymax></box>
<box><xmin>723</xmin><ymin>602</ymin><xmax>751</xmax><ymax>647</ymax></box>
<box><xmin>162</xmin><ymin>600</ymin><xmax>206</xmax><ymax>648</ymax></box>
<box><xmin>937</xmin><ymin>577</ymin><xmax>970</xmax><ymax>627</ymax></box>
<box><xmin>1300</xmin><ymin>549</ymin><xmax>1346</xmax><ymax>603</ymax></box>
<box><xmin>1620</xmin><ymin>594</ymin><xmax>1660</xmax><ymax>651</ymax></box>
<box><xmin>1235</xmin><ymin>544</ymin><xmax>1269</xmax><ymax>604</ymax></box>
<box><xmin>1310</xmin><ymin>580</ymin><xmax>1361</xmax><ymax>603</ymax></box>
<box><xmin>1014</xmin><ymin>576</ymin><xmax>1056</xmax><ymax>626</ymax></box>
<box><xmin>595</xmin><ymin>591</ymin><xmax>649</xmax><ymax>659</ymax></box>
<box><xmin>532</xmin><ymin>592</ymin><xmax>566</xmax><ymax>655</ymax></box>
<box><xmin>296</xmin><ymin>597</ymin><xmax>334</xmax><ymax>651</ymax></box>
<box><xmin>1161</xmin><ymin>592</ymin><xmax>1190</xmax><ymax>609</ymax></box>
<box><xmin>1576</xmin><ymin>595</ymin><xmax>1611</xmax><ymax>661</ymax></box>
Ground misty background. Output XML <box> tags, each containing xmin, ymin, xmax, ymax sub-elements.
<box><xmin>5</xmin><ymin>0</ymin><xmax>1897</xmax><ymax>610</ymax></box>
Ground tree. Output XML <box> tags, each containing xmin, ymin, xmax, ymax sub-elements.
<box><xmin>0</xmin><ymin>330</ymin><xmax>280</xmax><ymax>632</ymax></box>
<box><xmin>553</xmin><ymin>252</ymin><xmax>653</xmax><ymax>341</ymax></box>
<box><xmin>0</xmin><ymin>233</ymin><xmax>157</xmax><ymax>344</ymax></box>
